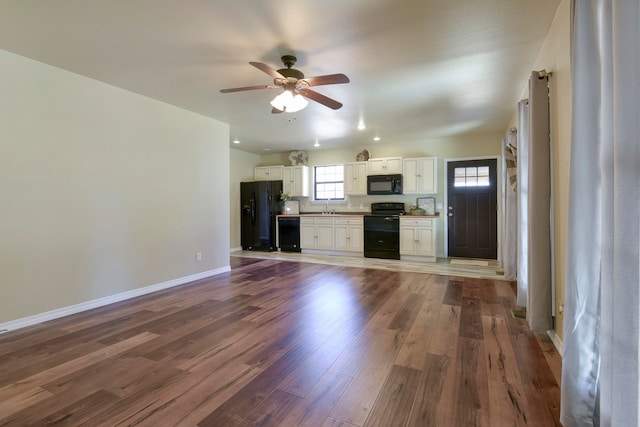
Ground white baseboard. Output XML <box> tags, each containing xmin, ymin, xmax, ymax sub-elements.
<box><xmin>547</xmin><ymin>329</ymin><xmax>564</xmax><ymax>356</ymax></box>
<box><xmin>230</xmin><ymin>246</ymin><xmax>243</xmax><ymax>252</ymax></box>
<box><xmin>0</xmin><ymin>266</ymin><xmax>230</xmax><ymax>334</ymax></box>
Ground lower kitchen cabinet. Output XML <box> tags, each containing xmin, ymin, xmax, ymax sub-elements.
<box><xmin>300</xmin><ymin>217</ymin><xmax>335</xmax><ymax>250</ymax></box>
<box><xmin>334</xmin><ymin>217</ymin><xmax>364</xmax><ymax>252</ymax></box>
<box><xmin>400</xmin><ymin>217</ymin><xmax>436</xmax><ymax>261</ymax></box>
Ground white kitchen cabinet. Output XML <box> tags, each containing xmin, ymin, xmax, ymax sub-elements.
<box><xmin>283</xmin><ymin>165</ymin><xmax>309</xmax><ymax>197</ymax></box>
<box><xmin>334</xmin><ymin>217</ymin><xmax>364</xmax><ymax>252</ymax></box>
<box><xmin>300</xmin><ymin>217</ymin><xmax>334</xmax><ymax>250</ymax></box>
<box><xmin>400</xmin><ymin>217</ymin><xmax>436</xmax><ymax>261</ymax></box>
<box><xmin>403</xmin><ymin>157</ymin><xmax>437</xmax><ymax>194</ymax></box>
<box><xmin>344</xmin><ymin>162</ymin><xmax>368</xmax><ymax>195</ymax></box>
<box><xmin>254</xmin><ymin>165</ymin><xmax>284</xmax><ymax>181</ymax></box>
<box><xmin>367</xmin><ymin>157</ymin><xmax>403</xmax><ymax>175</ymax></box>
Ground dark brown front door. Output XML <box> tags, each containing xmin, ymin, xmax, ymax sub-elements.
<box><xmin>447</xmin><ymin>159</ymin><xmax>497</xmax><ymax>259</ymax></box>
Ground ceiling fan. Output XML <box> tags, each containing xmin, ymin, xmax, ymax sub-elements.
<box><xmin>220</xmin><ymin>55</ymin><xmax>350</xmax><ymax>113</ymax></box>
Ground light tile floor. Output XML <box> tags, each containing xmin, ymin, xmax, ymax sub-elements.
<box><xmin>232</xmin><ymin>250</ymin><xmax>505</xmax><ymax>280</ymax></box>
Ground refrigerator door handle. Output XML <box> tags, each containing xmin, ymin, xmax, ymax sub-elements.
<box><xmin>251</xmin><ymin>192</ymin><xmax>256</xmax><ymax>225</ymax></box>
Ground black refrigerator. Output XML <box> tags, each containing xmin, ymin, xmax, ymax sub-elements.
<box><xmin>241</xmin><ymin>180</ymin><xmax>282</xmax><ymax>251</ymax></box>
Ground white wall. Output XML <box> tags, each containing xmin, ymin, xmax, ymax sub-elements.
<box><xmin>0</xmin><ymin>49</ymin><xmax>230</xmax><ymax>325</ymax></box>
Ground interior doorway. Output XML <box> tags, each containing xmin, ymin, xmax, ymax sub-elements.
<box><xmin>446</xmin><ymin>158</ymin><xmax>498</xmax><ymax>259</ymax></box>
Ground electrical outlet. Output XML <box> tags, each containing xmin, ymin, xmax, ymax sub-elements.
<box><xmin>196</xmin><ymin>252</ymin><xmax>202</xmax><ymax>261</ymax></box>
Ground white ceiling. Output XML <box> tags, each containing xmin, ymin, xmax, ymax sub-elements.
<box><xmin>0</xmin><ymin>0</ymin><xmax>560</xmax><ymax>154</ymax></box>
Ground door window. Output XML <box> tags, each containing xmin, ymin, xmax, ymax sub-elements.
<box><xmin>454</xmin><ymin>166</ymin><xmax>490</xmax><ymax>187</ymax></box>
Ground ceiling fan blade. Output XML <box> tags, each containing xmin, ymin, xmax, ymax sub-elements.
<box><xmin>271</xmin><ymin>107</ymin><xmax>284</xmax><ymax>114</ymax></box>
<box><xmin>220</xmin><ymin>85</ymin><xmax>273</xmax><ymax>93</ymax></box>
<box><xmin>303</xmin><ymin>73</ymin><xmax>350</xmax><ymax>87</ymax></box>
<box><xmin>250</xmin><ymin>61</ymin><xmax>285</xmax><ymax>80</ymax></box>
<box><xmin>299</xmin><ymin>88</ymin><xmax>343</xmax><ymax>110</ymax></box>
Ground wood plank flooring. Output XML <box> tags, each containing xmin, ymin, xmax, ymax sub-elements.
<box><xmin>0</xmin><ymin>257</ymin><xmax>561</xmax><ymax>426</ymax></box>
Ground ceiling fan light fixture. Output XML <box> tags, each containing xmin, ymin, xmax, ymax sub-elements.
<box><xmin>270</xmin><ymin>90</ymin><xmax>308</xmax><ymax>113</ymax></box>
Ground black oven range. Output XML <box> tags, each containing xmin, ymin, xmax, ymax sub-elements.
<box><xmin>364</xmin><ymin>202</ymin><xmax>405</xmax><ymax>260</ymax></box>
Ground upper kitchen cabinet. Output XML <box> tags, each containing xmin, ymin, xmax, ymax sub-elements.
<box><xmin>403</xmin><ymin>157</ymin><xmax>437</xmax><ymax>194</ymax></box>
<box><xmin>254</xmin><ymin>165</ymin><xmax>284</xmax><ymax>181</ymax></box>
<box><xmin>367</xmin><ymin>157</ymin><xmax>403</xmax><ymax>175</ymax></box>
<box><xmin>283</xmin><ymin>165</ymin><xmax>309</xmax><ymax>197</ymax></box>
<box><xmin>344</xmin><ymin>162</ymin><xmax>367</xmax><ymax>195</ymax></box>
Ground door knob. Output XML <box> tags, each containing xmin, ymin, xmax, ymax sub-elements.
<box><xmin>448</xmin><ymin>213</ymin><xmax>453</xmax><ymax>217</ymax></box>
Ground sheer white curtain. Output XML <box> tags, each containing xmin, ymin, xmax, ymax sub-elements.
<box><xmin>502</xmin><ymin>129</ymin><xmax>517</xmax><ymax>281</ymax></box>
<box><xmin>516</xmin><ymin>100</ymin><xmax>529</xmax><ymax>308</ymax></box>
<box><xmin>561</xmin><ymin>1</ymin><xmax>640</xmax><ymax>426</ymax></box>
<box><xmin>516</xmin><ymin>74</ymin><xmax>553</xmax><ymax>332</ymax></box>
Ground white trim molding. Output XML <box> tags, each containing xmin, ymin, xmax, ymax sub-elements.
<box><xmin>0</xmin><ymin>266</ymin><xmax>230</xmax><ymax>334</ymax></box>
<box><xmin>547</xmin><ymin>329</ymin><xmax>564</xmax><ymax>355</ymax></box>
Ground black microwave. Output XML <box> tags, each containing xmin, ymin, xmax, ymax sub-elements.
<box><xmin>367</xmin><ymin>174</ymin><xmax>403</xmax><ymax>195</ymax></box>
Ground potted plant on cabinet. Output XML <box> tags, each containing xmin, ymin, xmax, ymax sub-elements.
<box><xmin>280</xmin><ymin>192</ymin><xmax>292</xmax><ymax>214</ymax></box>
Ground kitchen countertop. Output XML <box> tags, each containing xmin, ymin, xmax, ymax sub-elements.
<box><xmin>277</xmin><ymin>213</ymin><xmax>439</xmax><ymax>218</ymax></box>
<box><xmin>277</xmin><ymin>213</ymin><xmax>366</xmax><ymax>217</ymax></box>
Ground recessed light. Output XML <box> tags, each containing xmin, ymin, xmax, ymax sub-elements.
<box><xmin>373</xmin><ymin>136</ymin><xmax>381</xmax><ymax>141</ymax></box>
<box><xmin>233</xmin><ymin>139</ymin><xmax>240</xmax><ymax>144</ymax></box>
<box><xmin>314</xmin><ymin>140</ymin><xmax>320</xmax><ymax>147</ymax></box>
<box><xmin>357</xmin><ymin>122</ymin><xmax>366</xmax><ymax>130</ymax></box>
<box><xmin>263</xmin><ymin>148</ymin><xmax>271</xmax><ymax>151</ymax></box>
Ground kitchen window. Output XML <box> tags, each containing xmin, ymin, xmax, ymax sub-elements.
<box><xmin>314</xmin><ymin>165</ymin><xmax>344</xmax><ymax>200</ymax></box>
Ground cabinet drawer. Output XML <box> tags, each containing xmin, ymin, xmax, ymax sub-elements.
<box><xmin>335</xmin><ymin>218</ymin><xmax>363</xmax><ymax>226</ymax></box>
<box><xmin>316</xmin><ymin>217</ymin><xmax>335</xmax><ymax>225</ymax></box>
<box><xmin>400</xmin><ymin>218</ymin><xmax>435</xmax><ymax>227</ymax></box>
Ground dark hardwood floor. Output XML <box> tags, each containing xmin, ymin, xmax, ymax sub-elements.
<box><xmin>0</xmin><ymin>257</ymin><xmax>561</xmax><ymax>426</ymax></box>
